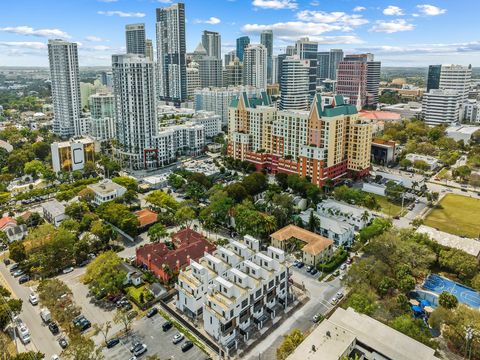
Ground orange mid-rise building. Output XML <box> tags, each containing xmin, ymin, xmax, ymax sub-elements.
<box><xmin>228</xmin><ymin>92</ymin><xmax>372</xmax><ymax>187</ymax></box>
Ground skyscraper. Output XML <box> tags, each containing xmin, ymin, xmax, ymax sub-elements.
<box><xmin>276</xmin><ymin>53</ymin><xmax>288</xmax><ymax>86</ymax></box>
<box><xmin>243</xmin><ymin>44</ymin><xmax>267</xmax><ymax>89</ymax></box>
<box><xmin>224</xmin><ymin>58</ymin><xmax>243</xmax><ymax>87</ymax></box>
<box><xmin>186</xmin><ymin>62</ymin><xmax>200</xmax><ymax>99</ymax></box>
<box><xmin>439</xmin><ymin>64</ymin><xmax>472</xmax><ymax>101</ymax></box>
<box><xmin>328</xmin><ymin>49</ymin><xmax>344</xmax><ymax>80</ymax></box>
<box><xmin>337</xmin><ymin>53</ymin><xmax>380</xmax><ymax>108</ymax></box>
<box><xmin>427</xmin><ymin>65</ymin><xmax>441</xmax><ymax>93</ymax></box>
<box><xmin>125</xmin><ymin>23</ymin><xmax>146</xmax><ymax>55</ymax></box>
<box><xmin>286</xmin><ymin>45</ymin><xmax>296</xmax><ymax>56</ymax></box>
<box><xmin>145</xmin><ymin>39</ymin><xmax>154</xmax><ymax>61</ymax></box>
<box><xmin>224</xmin><ymin>50</ymin><xmax>236</xmax><ymax>66</ymax></box>
<box><xmin>156</xmin><ymin>3</ymin><xmax>187</xmax><ymax>103</ymax></box>
<box><xmin>316</xmin><ymin>51</ymin><xmax>330</xmax><ymax>83</ymax></box>
<box><xmin>89</xmin><ymin>93</ymin><xmax>116</xmax><ymax>141</ymax></box>
<box><xmin>48</xmin><ymin>39</ymin><xmax>82</xmax><ymax>138</ymax></box>
<box><xmin>279</xmin><ymin>56</ymin><xmax>310</xmax><ymax>110</ymax></box>
<box><xmin>422</xmin><ymin>89</ymin><xmax>462</xmax><ymax>126</ymax></box>
<box><xmin>198</xmin><ymin>56</ymin><xmax>223</xmax><ymax>88</ymax></box>
<box><xmin>295</xmin><ymin>37</ymin><xmax>318</xmax><ymax>101</ymax></box>
<box><xmin>260</xmin><ymin>30</ymin><xmax>273</xmax><ymax>84</ymax></box>
<box><xmin>202</xmin><ymin>30</ymin><xmax>221</xmax><ymax>60</ymax></box>
<box><xmin>112</xmin><ymin>54</ymin><xmax>158</xmax><ymax>169</ymax></box>
<box><xmin>236</xmin><ymin>36</ymin><xmax>250</xmax><ymax>62</ymax></box>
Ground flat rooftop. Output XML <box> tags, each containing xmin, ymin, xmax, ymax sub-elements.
<box><xmin>417</xmin><ymin>225</ymin><xmax>480</xmax><ymax>257</ymax></box>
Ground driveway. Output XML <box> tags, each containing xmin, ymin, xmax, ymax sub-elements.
<box><xmin>103</xmin><ymin>311</ymin><xmax>206</xmax><ymax>360</ymax></box>
<box><xmin>245</xmin><ymin>262</ymin><xmax>344</xmax><ymax>360</ymax></box>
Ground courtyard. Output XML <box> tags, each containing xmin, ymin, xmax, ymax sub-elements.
<box><xmin>424</xmin><ymin>194</ymin><xmax>480</xmax><ymax>238</ymax></box>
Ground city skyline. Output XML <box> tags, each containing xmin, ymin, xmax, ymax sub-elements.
<box><xmin>1</xmin><ymin>0</ymin><xmax>480</xmax><ymax>67</ymax></box>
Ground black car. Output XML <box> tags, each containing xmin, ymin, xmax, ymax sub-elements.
<box><xmin>106</xmin><ymin>338</ymin><xmax>120</xmax><ymax>349</ymax></box>
<box><xmin>310</xmin><ymin>268</ymin><xmax>318</xmax><ymax>275</ymax></box>
<box><xmin>73</xmin><ymin>315</ymin><xmax>91</xmax><ymax>331</ymax></box>
<box><xmin>18</xmin><ymin>275</ymin><xmax>30</xmax><ymax>284</ymax></box>
<box><xmin>162</xmin><ymin>321</ymin><xmax>173</xmax><ymax>332</ymax></box>
<box><xmin>181</xmin><ymin>341</ymin><xmax>194</xmax><ymax>352</ymax></box>
<box><xmin>58</xmin><ymin>337</ymin><xmax>68</xmax><ymax>349</ymax></box>
<box><xmin>48</xmin><ymin>322</ymin><xmax>60</xmax><ymax>335</ymax></box>
<box><xmin>146</xmin><ymin>307</ymin><xmax>158</xmax><ymax>318</ymax></box>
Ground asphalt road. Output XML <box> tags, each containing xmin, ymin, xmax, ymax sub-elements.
<box><xmin>0</xmin><ymin>259</ymin><xmax>62</xmax><ymax>358</ymax></box>
<box><xmin>102</xmin><ymin>311</ymin><xmax>206</xmax><ymax>360</ymax></box>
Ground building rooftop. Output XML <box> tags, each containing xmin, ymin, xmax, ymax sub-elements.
<box><xmin>134</xmin><ymin>209</ymin><xmax>158</xmax><ymax>228</ymax></box>
<box><xmin>359</xmin><ymin>110</ymin><xmax>401</xmax><ymax>121</ymax></box>
<box><xmin>41</xmin><ymin>200</ymin><xmax>65</xmax><ymax>217</ymax></box>
<box><xmin>0</xmin><ymin>217</ymin><xmax>16</xmax><ymax>230</ymax></box>
<box><xmin>287</xmin><ymin>307</ymin><xmax>439</xmax><ymax>360</ymax></box>
<box><xmin>88</xmin><ymin>179</ymin><xmax>126</xmax><ymax>195</ymax></box>
<box><xmin>417</xmin><ymin>225</ymin><xmax>480</xmax><ymax>258</ymax></box>
<box><xmin>271</xmin><ymin>224</ymin><xmax>333</xmax><ymax>256</ymax></box>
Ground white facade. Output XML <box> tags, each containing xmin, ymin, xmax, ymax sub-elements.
<box><xmin>439</xmin><ymin>64</ymin><xmax>472</xmax><ymax>102</ymax></box>
<box><xmin>189</xmin><ymin>111</ymin><xmax>222</xmax><ymax>138</ymax></box>
<box><xmin>201</xmin><ymin>30</ymin><xmax>221</xmax><ymax>60</ymax></box>
<box><xmin>42</xmin><ymin>200</ymin><xmax>66</xmax><ymax>227</ymax></box>
<box><xmin>48</xmin><ymin>40</ymin><xmax>82</xmax><ymax>138</ymax></box>
<box><xmin>176</xmin><ymin>236</ymin><xmax>289</xmax><ymax>350</ymax></box>
<box><xmin>463</xmin><ymin>100</ymin><xmax>480</xmax><ymax>123</ymax></box>
<box><xmin>112</xmin><ymin>54</ymin><xmax>158</xmax><ymax>169</ymax></box>
<box><xmin>405</xmin><ymin>153</ymin><xmax>440</xmax><ymax>170</ymax></box>
<box><xmin>422</xmin><ymin>89</ymin><xmax>462</xmax><ymax>126</ymax></box>
<box><xmin>125</xmin><ymin>23</ymin><xmax>146</xmax><ymax>56</ymax></box>
<box><xmin>89</xmin><ymin>93</ymin><xmax>116</xmax><ymax>141</ymax></box>
<box><xmin>317</xmin><ymin>199</ymin><xmax>374</xmax><ymax>231</ymax></box>
<box><xmin>186</xmin><ymin>64</ymin><xmax>200</xmax><ymax>99</ymax></box>
<box><xmin>51</xmin><ymin>137</ymin><xmax>95</xmax><ymax>173</ymax></box>
<box><xmin>279</xmin><ymin>56</ymin><xmax>310</xmax><ymax>111</ymax></box>
<box><xmin>194</xmin><ymin>86</ymin><xmax>262</xmax><ymax>126</ymax></box>
<box><xmin>273</xmin><ymin>110</ymin><xmax>309</xmax><ymax>159</ymax></box>
<box><xmin>87</xmin><ymin>179</ymin><xmax>127</xmax><ymax>205</ymax></box>
<box><xmin>243</xmin><ymin>44</ymin><xmax>268</xmax><ymax>90</ymax></box>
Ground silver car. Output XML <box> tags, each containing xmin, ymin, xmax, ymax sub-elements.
<box><xmin>172</xmin><ymin>333</ymin><xmax>184</xmax><ymax>344</ymax></box>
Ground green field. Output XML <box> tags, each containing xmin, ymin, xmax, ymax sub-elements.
<box><xmin>424</xmin><ymin>194</ymin><xmax>480</xmax><ymax>238</ymax></box>
<box><xmin>372</xmin><ymin>194</ymin><xmax>404</xmax><ymax>217</ymax></box>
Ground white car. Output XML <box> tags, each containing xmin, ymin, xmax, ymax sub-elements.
<box><xmin>132</xmin><ymin>344</ymin><xmax>147</xmax><ymax>356</ymax></box>
<box><xmin>172</xmin><ymin>333</ymin><xmax>184</xmax><ymax>344</ymax></box>
<box><xmin>51</xmin><ymin>355</ymin><xmax>60</xmax><ymax>360</ymax></box>
<box><xmin>29</xmin><ymin>292</ymin><xmax>39</xmax><ymax>306</ymax></box>
<box><xmin>62</xmin><ymin>267</ymin><xmax>74</xmax><ymax>274</ymax></box>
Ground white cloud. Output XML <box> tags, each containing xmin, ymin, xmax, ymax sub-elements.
<box><xmin>416</xmin><ymin>4</ymin><xmax>446</xmax><ymax>16</ymax></box>
<box><xmin>0</xmin><ymin>26</ymin><xmax>71</xmax><ymax>39</ymax></box>
<box><xmin>252</xmin><ymin>0</ymin><xmax>298</xmax><ymax>10</ymax></box>
<box><xmin>157</xmin><ymin>0</ymin><xmax>172</xmax><ymax>3</ymax></box>
<box><xmin>296</xmin><ymin>10</ymin><xmax>369</xmax><ymax>26</ymax></box>
<box><xmin>310</xmin><ymin>0</ymin><xmax>319</xmax><ymax>6</ymax></box>
<box><xmin>85</xmin><ymin>35</ymin><xmax>108</xmax><ymax>42</ymax></box>
<box><xmin>0</xmin><ymin>41</ymin><xmax>47</xmax><ymax>50</ymax></box>
<box><xmin>242</xmin><ymin>21</ymin><xmax>363</xmax><ymax>43</ymax></box>
<box><xmin>353</xmin><ymin>6</ymin><xmax>366</xmax><ymax>12</ymax></box>
<box><xmin>97</xmin><ymin>11</ymin><xmax>145</xmax><ymax>17</ymax></box>
<box><xmin>369</xmin><ymin>19</ymin><xmax>414</xmax><ymax>33</ymax></box>
<box><xmin>195</xmin><ymin>17</ymin><xmax>221</xmax><ymax>25</ymax></box>
<box><xmin>98</xmin><ymin>0</ymin><xmax>118</xmax><ymax>2</ymax></box>
<box><xmin>355</xmin><ymin>41</ymin><xmax>480</xmax><ymax>56</ymax></box>
<box><xmin>383</xmin><ymin>6</ymin><xmax>404</xmax><ymax>16</ymax></box>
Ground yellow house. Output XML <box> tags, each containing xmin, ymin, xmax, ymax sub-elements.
<box><xmin>270</xmin><ymin>225</ymin><xmax>334</xmax><ymax>266</ymax></box>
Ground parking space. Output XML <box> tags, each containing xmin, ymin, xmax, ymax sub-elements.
<box><xmin>103</xmin><ymin>312</ymin><xmax>206</xmax><ymax>360</ymax></box>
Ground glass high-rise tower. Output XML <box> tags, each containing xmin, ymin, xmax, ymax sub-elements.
<box><xmin>260</xmin><ymin>30</ymin><xmax>273</xmax><ymax>84</ymax></box>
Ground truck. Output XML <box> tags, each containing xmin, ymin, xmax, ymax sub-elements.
<box><xmin>15</xmin><ymin>318</ymin><xmax>30</xmax><ymax>344</ymax></box>
<box><xmin>40</xmin><ymin>308</ymin><xmax>51</xmax><ymax>323</ymax></box>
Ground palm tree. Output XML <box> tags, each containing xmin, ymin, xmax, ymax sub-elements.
<box><xmin>308</xmin><ymin>211</ymin><xmax>320</xmax><ymax>233</ymax></box>
<box><xmin>360</xmin><ymin>210</ymin><xmax>370</xmax><ymax>225</ymax></box>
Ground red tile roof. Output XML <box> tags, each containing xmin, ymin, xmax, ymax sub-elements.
<box><xmin>359</xmin><ymin>110</ymin><xmax>401</xmax><ymax>121</ymax></box>
<box><xmin>0</xmin><ymin>217</ymin><xmax>16</xmax><ymax>231</ymax></box>
<box><xmin>134</xmin><ymin>209</ymin><xmax>158</xmax><ymax>227</ymax></box>
<box><xmin>136</xmin><ymin>228</ymin><xmax>216</xmax><ymax>275</ymax></box>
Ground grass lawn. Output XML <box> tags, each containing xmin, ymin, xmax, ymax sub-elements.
<box><xmin>372</xmin><ymin>194</ymin><xmax>403</xmax><ymax>217</ymax></box>
<box><xmin>126</xmin><ymin>285</ymin><xmax>149</xmax><ymax>303</ymax></box>
<box><xmin>424</xmin><ymin>194</ymin><xmax>480</xmax><ymax>238</ymax></box>
<box><xmin>436</xmin><ymin>168</ymin><xmax>449</xmax><ymax>179</ymax></box>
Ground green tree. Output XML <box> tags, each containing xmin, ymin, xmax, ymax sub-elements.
<box><xmin>307</xmin><ymin>211</ymin><xmax>319</xmax><ymax>232</ymax></box>
<box><xmin>24</xmin><ymin>159</ymin><xmax>45</xmax><ymax>178</ymax></box>
<box><xmin>148</xmin><ymin>223</ymin><xmax>168</xmax><ymax>242</ymax></box>
<box><xmin>390</xmin><ymin>315</ymin><xmax>436</xmax><ymax>348</ymax></box>
<box><xmin>399</xmin><ymin>158</ymin><xmax>412</xmax><ymax>169</ymax></box>
<box><xmin>275</xmin><ymin>172</ymin><xmax>289</xmax><ymax>190</ymax></box>
<box><xmin>438</xmin><ymin>291</ymin><xmax>458</xmax><ymax>309</ymax></box>
<box><xmin>8</xmin><ymin>241</ymin><xmax>27</xmax><ymax>262</ymax></box>
<box><xmin>32</xmin><ymin>141</ymin><xmax>50</xmax><ymax>160</ymax></box>
<box><xmin>62</xmin><ymin>334</ymin><xmax>104</xmax><ymax>360</ymax></box>
<box><xmin>113</xmin><ymin>307</ymin><xmax>133</xmax><ymax>334</ymax></box>
<box><xmin>175</xmin><ymin>205</ymin><xmax>196</xmax><ymax>228</ymax></box>
<box><xmin>225</xmin><ymin>182</ymin><xmax>248</xmax><ymax>203</ymax></box>
<box><xmin>242</xmin><ymin>172</ymin><xmax>267</xmax><ymax>196</ymax></box>
<box><xmin>276</xmin><ymin>329</ymin><xmax>305</xmax><ymax>360</ymax></box>
<box><xmin>112</xmin><ymin>176</ymin><xmax>138</xmax><ymax>191</ymax></box>
<box><xmin>83</xmin><ymin>251</ymin><xmax>126</xmax><ymax>296</ymax></box>
<box><xmin>65</xmin><ymin>201</ymin><xmax>89</xmax><ymax>222</ymax></box>
<box><xmin>145</xmin><ymin>190</ymin><xmax>179</xmax><ymax>212</ymax></box>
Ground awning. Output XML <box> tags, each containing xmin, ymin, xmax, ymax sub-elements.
<box><xmin>424</xmin><ymin>306</ymin><xmax>435</xmax><ymax>313</ymax></box>
<box><xmin>409</xmin><ymin>299</ymin><xmax>419</xmax><ymax>306</ymax></box>
<box><xmin>420</xmin><ymin>299</ymin><xmax>431</xmax><ymax>308</ymax></box>
<box><xmin>412</xmin><ymin>305</ymin><xmax>423</xmax><ymax>313</ymax></box>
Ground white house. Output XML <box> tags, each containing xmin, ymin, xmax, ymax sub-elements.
<box><xmin>5</xmin><ymin>225</ymin><xmax>28</xmax><ymax>243</ymax></box>
<box><xmin>87</xmin><ymin>179</ymin><xmax>127</xmax><ymax>205</ymax></box>
<box><xmin>41</xmin><ymin>200</ymin><xmax>67</xmax><ymax>227</ymax></box>
<box><xmin>317</xmin><ymin>199</ymin><xmax>374</xmax><ymax>231</ymax></box>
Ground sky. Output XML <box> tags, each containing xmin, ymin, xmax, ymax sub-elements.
<box><xmin>0</xmin><ymin>0</ymin><xmax>479</xmax><ymax>67</ymax></box>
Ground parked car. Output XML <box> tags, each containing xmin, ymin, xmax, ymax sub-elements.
<box><xmin>331</xmin><ymin>297</ymin><xmax>338</xmax><ymax>305</ymax></box>
<box><xmin>129</xmin><ymin>340</ymin><xmax>142</xmax><ymax>353</ymax></box>
<box><xmin>73</xmin><ymin>315</ymin><xmax>91</xmax><ymax>332</ymax></box>
<box><xmin>48</xmin><ymin>322</ymin><xmax>59</xmax><ymax>335</ymax></box>
<box><xmin>312</xmin><ymin>313</ymin><xmax>323</xmax><ymax>323</ymax></box>
<box><xmin>29</xmin><ymin>293</ymin><xmax>39</xmax><ymax>305</ymax></box>
<box><xmin>172</xmin><ymin>333</ymin><xmax>184</xmax><ymax>344</ymax></box>
<box><xmin>336</xmin><ymin>291</ymin><xmax>344</xmax><ymax>299</ymax></box>
<box><xmin>106</xmin><ymin>338</ymin><xmax>120</xmax><ymax>349</ymax></box>
<box><xmin>181</xmin><ymin>341</ymin><xmax>194</xmax><ymax>352</ymax></box>
<box><xmin>62</xmin><ymin>267</ymin><xmax>74</xmax><ymax>274</ymax></box>
<box><xmin>58</xmin><ymin>337</ymin><xmax>68</xmax><ymax>349</ymax></box>
<box><xmin>296</xmin><ymin>262</ymin><xmax>304</xmax><ymax>269</ymax></box>
<box><xmin>162</xmin><ymin>321</ymin><xmax>173</xmax><ymax>332</ymax></box>
<box><xmin>12</xmin><ymin>269</ymin><xmax>24</xmax><ymax>277</ymax></box>
<box><xmin>146</xmin><ymin>307</ymin><xmax>158</xmax><ymax>318</ymax></box>
<box><xmin>132</xmin><ymin>344</ymin><xmax>147</xmax><ymax>356</ymax></box>
<box><xmin>51</xmin><ymin>355</ymin><xmax>60</xmax><ymax>360</ymax></box>
<box><xmin>340</xmin><ymin>264</ymin><xmax>346</xmax><ymax>271</ymax></box>
<box><xmin>18</xmin><ymin>275</ymin><xmax>30</xmax><ymax>284</ymax></box>
<box><xmin>310</xmin><ymin>268</ymin><xmax>318</xmax><ymax>275</ymax></box>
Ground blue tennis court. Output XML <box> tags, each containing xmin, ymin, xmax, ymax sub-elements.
<box><xmin>422</xmin><ymin>274</ymin><xmax>480</xmax><ymax>309</ymax></box>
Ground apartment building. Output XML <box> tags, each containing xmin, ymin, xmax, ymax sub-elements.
<box><xmin>176</xmin><ymin>235</ymin><xmax>289</xmax><ymax>352</ymax></box>
<box><xmin>228</xmin><ymin>92</ymin><xmax>372</xmax><ymax>187</ymax></box>
<box><xmin>51</xmin><ymin>137</ymin><xmax>95</xmax><ymax>173</ymax></box>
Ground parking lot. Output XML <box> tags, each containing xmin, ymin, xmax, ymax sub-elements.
<box><xmin>103</xmin><ymin>311</ymin><xmax>206</xmax><ymax>360</ymax></box>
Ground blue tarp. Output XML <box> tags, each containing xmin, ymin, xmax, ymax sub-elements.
<box><xmin>420</xmin><ymin>300</ymin><xmax>430</xmax><ymax>308</ymax></box>
<box><xmin>412</xmin><ymin>305</ymin><xmax>423</xmax><ymax>313</ymax></box>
